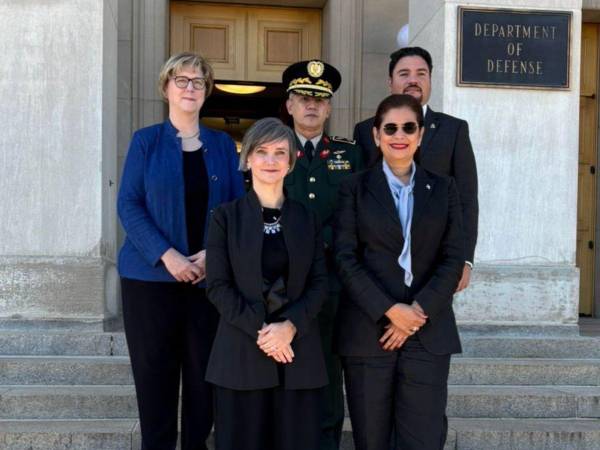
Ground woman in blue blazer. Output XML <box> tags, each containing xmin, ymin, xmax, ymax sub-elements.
<box><xmin>117</xmin><ymin>52</ymin><xmax>245</xmax><ymax>450</ymax></box>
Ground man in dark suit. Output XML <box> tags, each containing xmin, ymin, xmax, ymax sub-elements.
<box><xmin>353</xmin><ymin>47</ymin><xmax>478</xmax><ymax>290</ymax></box>
<box><xmin>282</xmin><ymin>60</ymin><xmax>364</xmax><ymax>450</ymax></box>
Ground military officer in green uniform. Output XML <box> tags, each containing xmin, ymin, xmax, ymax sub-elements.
<box><xmin>282</xmin><ymin>60</ymin><xmax>364</xmax><ymax>450</ymax></box>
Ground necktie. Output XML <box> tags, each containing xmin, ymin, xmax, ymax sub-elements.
<box><xmin>304</xmin><ymin>140</ymin><xmax>315</xmax><ymax>161</ymax></box>
<box><xmin>390</xmin><ymin>180</ymin><xmax>414</xmax><ymax>287</ymax></box>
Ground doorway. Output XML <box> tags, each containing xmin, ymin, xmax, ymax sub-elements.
<box><xmin>169</xmin><ymin>2</ymin><xmax>322</xmax><ymax>146</ymax></box>
<box><xmin>577</xmin><ymin>22</ymin><xmax>600</xmax><ymax>317</ymax></box>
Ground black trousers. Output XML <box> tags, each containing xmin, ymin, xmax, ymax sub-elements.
<box><xmin>121</xmin><ymin>278</ymin><xmax>218</xmax><ymax>450</ymax></box>
<box><xmin>343</xmin><ymin>337</ymin><xmax>451</xmax><ymax>450</ymax></box>
<box><xmin>318</xmin><ymin>291</ymin><xmax>344</xmax><ymax>450</ymax></box>
<box><xmin>214</xmin><ymin>385</ymin><xmax>321</xmax><ymax>450</ymax></box>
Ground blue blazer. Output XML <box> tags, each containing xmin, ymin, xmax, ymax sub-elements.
<box><xmin>117</xmin><ymin>119</ymin><xmax>245</xmax><ymax>282</ymax></box>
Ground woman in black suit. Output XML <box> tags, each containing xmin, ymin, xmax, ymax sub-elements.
<box><xmin>205</xmin><ymin>117</ymin><xmax>329</xmax><ymax>450</ymax></box>
<box><xmin>334</xmin><ymin>94</ymin><xmax>464</xmax><ymax>450</ymax></box>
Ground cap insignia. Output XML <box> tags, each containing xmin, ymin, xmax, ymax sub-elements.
<box><xmin>307</xmin><ymin>60</ymin><xmax>324</xmax><ymax>78</ymax></box>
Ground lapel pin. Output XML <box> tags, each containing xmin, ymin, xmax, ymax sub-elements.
<box><xmin>430</xmin><ymin>123</ymin><xmax>436</xmax><ymax>129</ymax></box>
<box><xmin>426</xmin><ymin>184</ymin><xmax>431</xmax><ymax>190</ymax></box>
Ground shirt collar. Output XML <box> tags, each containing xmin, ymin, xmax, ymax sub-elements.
<box><xmin>295</xmin><ymin>132</ymin><xmax>322</xmax><ymax>149</ymax></box>
<box><xmin>422</xmin><ymin>104</ymin><xmax>428</xmax><ymax>118</ymax></box>
<box><xmin>382</xmin><ymin>159</ymin><xmax>416</xmax><ymax>190</ymax></box>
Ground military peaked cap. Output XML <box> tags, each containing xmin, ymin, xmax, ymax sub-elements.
<box><xmin>282</xmin><ymin>60</ymin><xmax>342</xmax><ymax>98</ymax></box>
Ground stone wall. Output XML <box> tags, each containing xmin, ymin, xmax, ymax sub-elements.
<box><xmin>410</xmin><ymin>0</ymin><xmax>582</xmax><ymax>327</ymax></box>
<box><xmin>0</xmin><ymin>0</ymin><xmax>118</xmax><ymax>322</ymax></box>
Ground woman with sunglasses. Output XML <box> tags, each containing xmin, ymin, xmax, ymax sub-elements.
<box><xmin>333</xmin><ymin>94</ymin><xmax>464</xmax><ymax>450</ymax></box>
<box><xmin>117</xmin><ymin>52</ymin><xmax>245</xmax><ymax>450</ymax></box>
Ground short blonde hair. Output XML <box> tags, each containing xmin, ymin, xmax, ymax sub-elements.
<box><xmin>239</xmin><ymin>118</ymin><xmax>297</xmax><ymax>172</ymax></box>
<box><xmin>158</xmin><ymin>52</ymin><xmax>215</xmax><ymax>100</ymax></box>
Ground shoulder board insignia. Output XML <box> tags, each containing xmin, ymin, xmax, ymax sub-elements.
<box><xmin>331</xmin><ymin>136</ymin><xmax>356</xmax><ymax>145</ymax></box>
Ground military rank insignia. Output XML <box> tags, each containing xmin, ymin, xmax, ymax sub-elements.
<box><xmin>331</xmin><ymin>136</ymin><xmax>357</xmax><ymax>145</ymax></box>
<box><xmin>327</xmin><ymin>158</ymin><xmax>351</xmax><ymax>170</ymax></box>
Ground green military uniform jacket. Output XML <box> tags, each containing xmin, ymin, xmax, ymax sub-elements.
<box><xmin>284</xmin><ymin>133</ymin><xmax>364</xmax><ymax>250</ymax></box>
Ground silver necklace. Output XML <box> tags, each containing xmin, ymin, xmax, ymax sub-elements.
<box><xmin>263</xmin><ymin>213</ymin><xmax>282</xmax><ymax>234</ymax></box>
<box><xmin>180</xmin><ymin>130</ymin><xmax>200</xmax><ymax>139</ymax></box>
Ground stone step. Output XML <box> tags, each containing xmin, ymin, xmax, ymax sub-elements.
<box><xmin>0</xmin><ymin>356</ymin><xmax>133</xmax><ymax>385</ymax></box>
<box><xmin>2</xmin><ymin>418</ymin><xmax>598</xmax><ymax>450</ymax></box>
<box><xmin>458</xmin><ymin>336</ymin><xmax>600</xmax><ymax>358</ymax></box>
<box><xmin>2</xmin><ymin>331</ymin><xmax>600</xmax><ymax>359</ymax></box>
<box><xmin>0</xmin><ymin>386</ymin><xmax>138</xmax><ymax>420</ymax></box>
<box><xmin>0</xmin><ymin>332</ymin><xmax>128</xmax><ymax>356</ymax></box>
<box><xmin>448</xmin><ymin>385</ymin><xmax>600</xmax><ymax>418</ymax></box>
<box><xmin>449</xmin><ymin>357</ymin><xmax>600</xmax><ymax>385</ymax></box>
<box><xmin>0</xmin><ymin>419</ymin><xmax>137</xmax><ymax>450</ymax></box>
<box><xmin>2</xmin><ymin>385</ymin><xmax>600</xmax><ymax>420</ymax></box>
<box><xmin>0</xmin><ymin>418</ymin><xmax>448</xmax><ymax>450</ymax></box>
<box><xmin>2</xmin><ymin>355</ymin><xmax>599</xmax><ymax>386</ymax></box>
<box><xmin>447</xmin><ymin>418</ymin><xmax>600</xmax><ymax>450</ymax></box>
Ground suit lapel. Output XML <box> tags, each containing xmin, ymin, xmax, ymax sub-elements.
<box><xmin>420</xmin><ymin>107</ymin><xmax>440</xmax><ymax>155</ymax></box>
<box><xmin>411</xmin><ymin>166</ymin><xmax>435</xmax><ymax>232</ymax></box>
<box><xmin>294</xmin><ymin>136</ymin><xmax>310</xmax><ymax>171</ymax></box>
<box><xmin>365</xmin><ymin>163</ymin><xmax>402</xmax><ymax>228</ymax></box>
<box><xmin>308</xmin><ymin>135</ymin><xmax>328</xmax><ymax>172</ymax></box>
<box><xmin>241</xmin><ymin>191</ymin><xmax>266</xmax><ymax>298</ymax></box>
<box><xmin>279</xmin><ymin>201</ymin><xmax>305</xmax><ymax>299</ymax></box>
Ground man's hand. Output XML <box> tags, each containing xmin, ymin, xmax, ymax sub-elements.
<box><xmin>456</xmin><ymin>263</ymin><xmax>472</xmax><ymax>292</ymax></box>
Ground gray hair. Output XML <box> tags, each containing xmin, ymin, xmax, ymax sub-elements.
<box><xmin>239</xmin><ymin>118</ymin><xmax>297</xmax><ymax>171</ymax></box>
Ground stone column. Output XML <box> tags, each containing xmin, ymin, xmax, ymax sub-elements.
<box><xmin>132</xmin><ymin>0</ymin><xmax>168</xmax><ymax>131</ymax></box>
<box><xmin>323</xmin><ymin>0</ymin><xmax>364</xmax><ymax>138</ymax></box>
<box><xmin>355</xmin><ymin>0</ymin><xmax>409</xmax><ymax>125</ymax></box>
<box><xmin>409</xmin><ymin>0</ymin><xmax>582</xmax><ymax>332</ymax></box>
<box><xmin>0</xmin><ymin>0</ymin><xmax>118</xmax><ymax>327</ymax></box>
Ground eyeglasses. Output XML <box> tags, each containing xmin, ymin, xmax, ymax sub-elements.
<box><xmin>171</xmin><ymin>76</ymin><xmax>207</xmax><ymax>90</ymax></box>
<box><xmin>382</xmin><ymin>122</ymin><xmax>419</xmax><ymax>136</ymax></box>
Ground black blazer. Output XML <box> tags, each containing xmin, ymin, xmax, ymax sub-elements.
<box><xmin>353</xmin><ymin>108</ymin><xmax>478</xmax><ymax>262</ymax></box>
<box><xmin>205</xmin><ymin>190</ymin><xmax>329</xmax><ymax>390</ymax></box>
<box><xmin>333</xmin><ymin>163</ymin><xmax>463</xmax><ymax>356</ymax></box>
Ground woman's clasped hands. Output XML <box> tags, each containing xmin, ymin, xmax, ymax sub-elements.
<box><xmin>257</xmin><ymin>321</ymin><xmax>297</xmax><ymax>364</ymax></box>
<box><xmin>161</xmin><ymin>248</ymin><xmax>206</xmax><ymax>284</ymax></box>
<box><xmin>380</xmin><ymin>301</ymin><xmax>427</xmax><ymax>351</ymax></box>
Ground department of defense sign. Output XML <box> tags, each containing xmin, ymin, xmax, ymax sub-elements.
<box><xmin>458</xmin><ymin>7</ymin><xmax>571</xmax><ymax>89</ymax></box>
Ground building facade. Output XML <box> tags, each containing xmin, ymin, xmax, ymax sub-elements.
<box><xmin>1</xmin><ymin>0</ymin><xmax>599</xmax><ymax>333</ymax></box>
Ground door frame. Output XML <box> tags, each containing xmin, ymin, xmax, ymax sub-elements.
<box><xmin>582</xmin><ymin>12</ymin><xmax>600</xmax><ymax>318</ymax></box>
<box><xmin>130</xmin><ymin>0</ymin><xmax>364</xmax><ymax>138</ymax></box>
<box><xmin>591</xmin><ymin>21</ymin><xmax>600</xmax><ymax>318</ymax></box>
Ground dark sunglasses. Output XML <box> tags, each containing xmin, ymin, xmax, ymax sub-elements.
<box><xmin>382</xmin><ymin>122</ymin><xmax>420</xmax><ymax>136</ymax></box>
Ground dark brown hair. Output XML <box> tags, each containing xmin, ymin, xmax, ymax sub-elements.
<box><xmin>373</xmin><ymin>94</ymin><xmax>424</xmax><ymax>130</ymax></box>
<box><xmin>388</xmin><ymin>46</ymin><xmax>433</xmax><ymax>77</ymax></box>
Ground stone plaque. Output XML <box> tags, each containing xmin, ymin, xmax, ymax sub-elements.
<box><xmin>458</xmin><ymin>7</ymin><xmax>571</xmax><ymax>89</ymax></box>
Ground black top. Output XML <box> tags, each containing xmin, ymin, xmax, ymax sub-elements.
<box><xmin>183</xmin><ymin>149</ymin><xmax>209</xmax><ymax>254</ymax></box>
<box><xmin>261</xmin><ymin>207</ymin><xmax>288</xmax><ymax>284</ymax></box>
<box><xmin>205</xmin><ymin>190</ymin><xmax>328</xmax><ymax>390</ymax></box>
